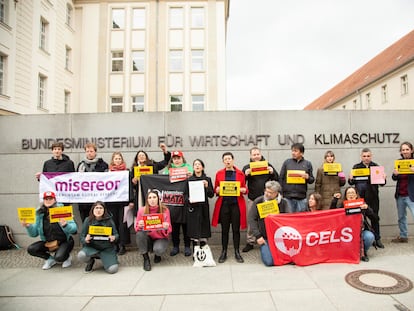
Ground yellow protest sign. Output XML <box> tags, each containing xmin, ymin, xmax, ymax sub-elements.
<box><xmin>395</xmin><ymin>159</ymin><xmax>414</xmax><ymax>174</ymax></box>
<box><xmin>49</xmin><ymin>206</ymin><xmax>73</xmax><ymax>223</ymax></box>
<box><xmin>257</xmin><ymin>200</ymin><xmax>279</xmax><ymax>218</ymax></box>
<box><xmin>323</xmin><ymin>163</ymin><xmax>342</xmax><ymax>175</ymax></box>
<box><xmin>219</xmin><ymin>181</ymin><xmax>240</xmax><ymax>196</ymax></box>
<box><xmin>134</xmin><ymin>166</ymin><xmax>153</xmax><ymax>178</ymax></box>
<box><xmin>250</xmin><ymin>161</ymin><xmax>269</xmax><ymax>176</ymax></box>
<box><xmin>17</xmin><ymin>207</ymin><xmax>36</xmax><ymax>224</ymax></box>
<box><xmin>143</xmin><ymin>213</ymin><xmax>163</xmax><ymax>230</ymax></box>
<box><xmin>286</xmin><ymin>170</ymin><xmax>305</xmax><ymax>184</ymax></box>
<box><xmin>88</xmin><ymin>225</ymin><xmax>112</xmax><ymax>236</ymax></box>
<box><xmin>351</xmin><ymin>168</ymin><xmax>370</xmax><ymax>177</ymax></box>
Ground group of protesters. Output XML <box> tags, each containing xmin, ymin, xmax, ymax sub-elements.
<box><xmin>22</xmin><ymin>140</ymin><xmax>414</xmax><ymax>272</ymax></box>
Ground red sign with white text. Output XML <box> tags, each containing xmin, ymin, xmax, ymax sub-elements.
<box><xmin>264</xmin><ymin>209</ymin><xmax>361</xmax><ymax>266</ymax></box>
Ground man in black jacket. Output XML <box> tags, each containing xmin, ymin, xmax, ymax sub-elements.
<box><xmin>242</xmin><ymin>147</ymin><xmax>279</xmax><ymax>252</ymax></box>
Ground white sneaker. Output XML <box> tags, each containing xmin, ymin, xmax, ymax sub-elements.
<box><xmin>62</xmin><ymin>255</ymin><xmax>72</xmax><ymax>268</ymax></box>
<box><xmin>42</xmin><ymin>257</ymin><xmax>56</xmax><ymax>270</ymax></box>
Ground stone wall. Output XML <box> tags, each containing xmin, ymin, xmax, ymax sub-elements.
<box><xmin>1</xmin><ymin>110</ymin><xmax>413</xmax><ymax>246</ymax></box>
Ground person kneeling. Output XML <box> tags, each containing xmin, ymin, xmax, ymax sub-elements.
<box><xmin>248</xmin><ymin>181</ymin><xmax>290</xmax><ymax>266</ymax></box>
<box><xmin>135</xmin><ymin>190</ymin><xmax>172</xmax><ymax>271</ymax></box>
<box><xmin>78</xmin><ymin>201</ymin><xmax>119</xmax><ymax>274</ymax></box>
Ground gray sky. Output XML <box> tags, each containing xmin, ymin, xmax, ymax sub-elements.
<box><xmin>225</xmin><ymin>0</ymin><xmax>414</xmax><ymax>110</ymax></box>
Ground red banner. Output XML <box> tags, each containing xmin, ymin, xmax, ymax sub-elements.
<box><xmin>264</xmin><ymin>209</ymin><xmax>362</xmax><ymax>266</ymax></box>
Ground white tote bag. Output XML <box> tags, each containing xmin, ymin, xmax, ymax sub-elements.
<box><xmin>193</xmin><ymin>244</ymin><xmax>216</xmax><ymax>267</ymax></box>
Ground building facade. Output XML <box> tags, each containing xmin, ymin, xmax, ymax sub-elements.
<box><xmin>304</xmin><ymin>30</ymin><xmax>414</xmax><ymax>111</ymax></box>
<box><xmin>0</xmin><ymin>0</ymin><xmax>229</xmax><ymax>115</ymax></box>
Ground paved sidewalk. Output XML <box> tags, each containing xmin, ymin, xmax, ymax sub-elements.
<box><xmin>1</xmin><ymin>240</ymin><xmax>413</xmax><ymax>311</ymax></box>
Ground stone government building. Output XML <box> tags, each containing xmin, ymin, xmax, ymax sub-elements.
<box><xmin>1</xmin><ymin>110</ymin><xmax>413</xmax><ymax>246</ymax></box>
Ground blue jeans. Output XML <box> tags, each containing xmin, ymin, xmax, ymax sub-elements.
<box><xmin>286</xmin><ymin>198</ymin><xmax>307</xmax><ymax>213</ymax></box>
<box><xmin>362</xmin><ymin>230</ymin><xmax>375</xmax><ymax>254</ymax></box>
<box><xmin>396</xmin><ymin>196</ymin><xmax>414</xmax><ymax>238</ymax></box>
<box><xmin>260</xmin><ymin>241</ymin><xmax>274</xmax><ymax>266</ymax></box>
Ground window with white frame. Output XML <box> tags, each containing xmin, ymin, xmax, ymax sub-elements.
<box><xmin>40</xmin><ymin>18</ymin><xmax>49</xmax><ymax>51</ymax></box>
<box><xmin>112</xmin><ymin>9</ymin><xmax>125</xmax><ymax>29</ymax></box>
<box><xmin>381</xmin><ymin>84</ymin><xmax>388</xmax><ymax>104</ymax></box>
<box><xmin>0</xmin><ymin>0</ymin><xmax>8</xmax><ymax>24</ymax></box>
<box><xmin>66</xmin><ymin>3</ymin><xmax>73</xmax><ymax>27</ymax></box>
<box><xmin>132</xmin><ymin>96</ymin><xmax>144</xmax><ymax>112</ymax></box>
<box><xmin>169</xmin><ymin>50</ymin><xmax>183</xmax><ymax>72</ymax></box>
<box><xmin>38</xmin><ymin>74</ymin><xmax>47</xmax><ymax>109</ymax></box>
<box><xmin>365</xmin><ymin>93</ymin><xmax>371</xmax><ymax>109</ymax></box>
<box><xmin>192</xmin><ymin>95</ymin><xmax>204</xmax><ymax>111</ymax></box>
<box><xmin>111</xmin><ymin>97</ymin><xmax>123</xmax><ymax>112</ymax></box>
<box><xmin>191</xmin><ymin>7</ymin><xmax>204</xmax><ymax>28</ymax></box>
<box><xmin>170</xmin><ymin>95</ymin><xmax>183</xmax><ymax>111</ymax></box>
<box><xmin>132</xmin><ymin>8</ymin><xmax>146</xmax><ymax>29</ymax></box>
<box><xmin>64</xmin><ymin>90</ymin><xmax>70</xmax><ymax>113</ymax></box>
<box><xmin>169</xmin><ymin>7</ymin><xmax>183</xmax><ymax>28</ymax></box>
<box><xmin>65</xmin><ymin>46</ymin><xmax>72</xmax><ymax>70</ymax></box>
<box><xmin>191</xmin><ymin>50</ymin><xmax>204</xmax><ymax>71</ymax></box>
<box><xmin>132</xmin><ymin>51</ymin><xmax>145</xmax><ymax>72</ymax></box>
<box><xmin>401</xmin><ymin>75</ymin><xmax>408</xmax><ymax>95</ymax></box>
<box><xmin>112</xmin><ymin>51</ymin><xmax>124</xmax><ymax>72</ymax></box>
<box><xmin>0</xmin><ymin>54</ymin><xmax>5</xmax><ymax>95</ymax></box>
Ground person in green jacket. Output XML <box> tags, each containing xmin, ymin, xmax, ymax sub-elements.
<box><xmin>78</xmin><ymin>201</ymin><xmax>119</xmax><ymax>274</ymax></box>
<box><xmin>22</xmin><ymin>191</ymin><xmax>77</xmax><ymax>270</ymax></box>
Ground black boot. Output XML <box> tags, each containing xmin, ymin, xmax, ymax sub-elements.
<box><xmin>218</xmin><ymin>249</ymin><xmax>227</xmax><ymax>263</ymax></box>
<box><xmin>143</xmin><ymin>253</ymin><xmax>151</xmax><ymax>271</ymax></box>
<box><xmin>235</xmin><ymin>250</ymin><xmax>244</xmax><ymax>263</ymax></box>
<box><xmin>118</xmin><ymin>245</ymin><xmax>126</xmax><ymax>255</ymax></box>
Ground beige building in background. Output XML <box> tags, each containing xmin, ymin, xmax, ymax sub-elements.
<box><xmin>305</xmin><ymin>30</ymin><xmax>414</xmax><ymax>111</ymax></box>
<box><xmin>0</xmin><ymin>0</ymin><xmax>229</xmax><ymax>115</ymax></box>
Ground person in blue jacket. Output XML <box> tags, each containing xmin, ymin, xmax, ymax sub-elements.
<box><xmin>21</xmin><ymin>191</ymin><xmax>78</xmax><ymax>270</ymax></box>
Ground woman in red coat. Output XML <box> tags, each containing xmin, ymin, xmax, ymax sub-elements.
<box><xmin>212</xmin><ymin>152</ymin><xmax>247</xmax><ymax>264</ymax></box>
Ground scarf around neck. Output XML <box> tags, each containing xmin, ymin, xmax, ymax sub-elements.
<box><xmin>110</xmin><ymin>163</ymin><xmax>127</xmax><ymax>171</ymax></box>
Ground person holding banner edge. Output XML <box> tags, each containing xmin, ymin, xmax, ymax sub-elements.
<box><xmin>242</xmin><ymin>146</ymin><xmax>279</xmax><ymax>253</ymax></box>
<box><xmin>212</xmin><ymin>152</ymin><xmax>247</xmax><ymax>263</ymax></box>
<box><xmin>78</xmin><ymin>201</ymin><xmax>119</xmax><ymax>274</ymax></box>
<box><xmin>135</xmin><ymin>190</ymin><xmax>172</xmax><ymax>271</ymax></box>
<box><xmin>348</xmin><ymin>148</ymin><xmax>386</xmax><ymax>249</ymax></box>
<box><xmin>21</xmin><ymin>191</ymin><xmax>77</xmax><ymax>270</ymax></box>
<box><xmin>76</xmin><ymin>143</ymin><xmax>109</xmax><ymax>222</ymax></box>
<box><xmin>248</xmin><ymin>181</ymin><xmax>290</xmax><ymax>266</ymax></box>
<box><xmin>391</xmin><ymin>141</ymin><xmax>414</xmax><ymax>243</ymax></box>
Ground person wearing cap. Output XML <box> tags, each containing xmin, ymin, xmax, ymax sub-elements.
<box><xmin>21</xmin><ymin>191</ymin><xmax>78</xmax><ymax>270</ymax></box>
<box><xmin>163</xmin><ymin>150</ymin><xmax>193</xmax><ymax>256</ymax></box>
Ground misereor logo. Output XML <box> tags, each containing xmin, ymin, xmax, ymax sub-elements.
<box><xmin>274</xmin><ymin>226</ymin><xmax>302</xmax><ymax>257</ymax></box>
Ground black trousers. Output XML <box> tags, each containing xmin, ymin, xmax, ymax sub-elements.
<box><xmin>219</xmin><ymin>202</ymin><xmax>240</xmax><ymax>251</ymax></box>
<box><xmin>171</xmin><ymin>223</ymin><xmax>190</xmax><ymax>248</ymax></box>
<box><xmin>27</xmin><ymin>236</ymin><xmax>74</xmax><ymax>262</ymax></box>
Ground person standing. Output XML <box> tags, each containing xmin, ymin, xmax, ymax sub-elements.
<box><xmin>76</xmin><ymin>143</ymin><xmax>109</xmax><ymax>222</ymax></box>
<box><xmin>391</xmin><ymin>141</ymin><xmax>414</xmax><ymax>243</ymax></box>
<box><xmin>163</xmin><ymin>150</ymin><xmax>193</xmax><ymax>257</ymax></box>
<box><xmin>21</xmin><ymin>191</ymin><xmax>78</xmax><ymax>270</ymax></box>
<box><xmin>35</xmin><ymin>142</ymin><xmax>75</xmax><ymax>180</ymax></box>
<box><xmin>107</xmin><ymin>152</ymin><xmax>134</xmax><ymax>255</ymax></box>
<box><xmin>348</xmin><ymin>148</ymin><xmax>386</xmax><ymax>248</ymax></box>
<box><xmin>279</xmin><ymin>143</ymin><xmax>315</xmax><ymax>213</ymax></box>
<box><xmin>186</xmin><ymin>159</ymin><xmax>214</xmax><ymax>247</ymax></box>
<box><xmin>248</xmin><ymin>181</ymin><xmax>290</xmax><ymax>266</ymax></box>
<box><xmin>212</xmin><ymin>152</ymin><xmax>247</xmax><ymax>263</ymax></box>
<box><xmin>315</xmin><ymin>150</ymin><xmax>346</xmax><ymax>209</ymax></box>
<box><xmin>242</xmin><ymin>146</ymin><xmax>279</xmax><ymax>252</ymax></box>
